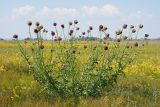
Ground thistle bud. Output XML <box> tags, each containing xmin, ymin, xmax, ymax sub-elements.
<box><xmin>39</xmin><ymin>45</ymin><xmax>44</xmax><ymax>49</ymax></box>
<box><xmin>103</xmin><ymin>27</ymin><xmax>108</xmax><ymax>31</ymax></box>
<box><xmin>99</xmin><ymin>25</ymin><xmax>103</xmax><ymax>31</ymax></box>
<box><xmin>104</xmin><ymin>45</ymin><xmax>108</xmax><ymax>51</ymax></box>
<box><xmin>43</xmin><ymin>29</ymin><xmax>46</xmax><ymax>33</ymax></box>
<box><xmin>105</xmin><ymin>33</ymin><xmax>110</xmax><ymax>38</ymax></box>
<box><xmin>115</xmin><ymin>29</ymin><xmax>122</xmax><ymax>35</ymax></box>
<box><xmin>34</xmin><ymin>29</ymin><xmax>39</xmax><ymax>33</ymax></box>
<box><xmin>28</xmin><ymin>21</ymin><xmax>32</xmax><ymax>26</ymax></box>
<box><xmin>89</xmin><ymin>26</ymin><xmax>93</xmax><ymax>31</ymax></box>
<box><xmin>35</xmin><ymin>22</ymin><xmax>40</xmax><ymax>26</ymax></box>
<box><xmin>145</xmin><ymin>34</ymin><xmax>149</xmax><ymax>38</ymax></box>
<box><xmin>74</xmin><ymin>20</ymin><xmax>78</xmax><ymax>24</ymax></box>
<box><xmin>132</xmin><ymin>29</ymin><xmax>136</xmax><ymax>33</ymax></box>
<box><xmin>134</xmin><ymin>42</ymin><xmax>138</xmax><ymax>47</ymax></box>
<box><xmin>69</xmin><ymin>21</ymin><xmax>73</xmax><ymax>26</ymax></box>
<box><xmin>139</xmin><ymin>24</ymin><xmax>143</xmax><ymax>29</ymax></box>
<box><xmin>123</xmin><ymin>24</ymin><xmax>128</xmax><ymax>29</ymax></box>
<box><xmin>40</xmin><ymin>25</ymin><xmax>43</xmax><ymax>30</ymax></box>
<box><xmin>130</xmin><ymin>25</ymin><xmax>134</xmax><ymax>29</ymax></box>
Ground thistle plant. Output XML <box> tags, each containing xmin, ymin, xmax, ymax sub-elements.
<box><xmin>13</xmin><ymin>20</ymin><xmax>145</xmax><ymax>106</ymax></box>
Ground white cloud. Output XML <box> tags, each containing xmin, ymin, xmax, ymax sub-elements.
<box><xmin>82</xmin><ymin>4</ymin><xmax>120</xmax><ymax>17</ymax></box>
<box><xmin>129</xmin><ymin>11</ymin><xmax>153</xmax><ymax>20</ymax></box>
<box><xmin>12</xmin><ymin>5</ymin><xmax>35</xmax><ymax>19</ymax></box>
<box><xmin>11</xmin><ymin>4</ymin><xmax>119</xmax><ymax>19</ymax></box>
<box><xmin>82</xmin><ymin>6</ymin><xmax>99</xmax><ymax>16</ymax></box>
<box><xmin>101</xmin><ymin>4</ymin><xmax>120</xmax><ymax>16</ymax></box>
<box><xmin>36</xmin><ymin>7</ymin><xmax>77</xmax><ymax>18</ymax></box>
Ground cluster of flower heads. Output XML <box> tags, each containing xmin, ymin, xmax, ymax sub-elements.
<box><xmin>28</xmin><ymin>21</ymin><xmax>48</xmax><ymax>34</ymax></box>
<box><xmin>50</xmin><ymin>20</ymin><xmax>80</xmax><ymax>41</ymax></box>
<box><xmin>12</xmin><ymin>20</ymin><xmax>149</xmax><ymax>50</ymax></box>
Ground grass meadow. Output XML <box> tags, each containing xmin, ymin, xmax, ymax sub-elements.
<box><xmin>0</xmin><ymin>40</ymin><xmax>160</xmax><ymax>107</ymax></box>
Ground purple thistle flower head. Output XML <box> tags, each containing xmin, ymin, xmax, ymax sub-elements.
<box><xmin>61</xmin><ymin>24</ymin><xmax>65</xmax><ymax>29</ymax></box>
<box><xmin>70</xmin><ymin>30</ymin><xmax>74</xmax><ymax>34</ymax></box>
<box><xmin>53</xmin><ymin>23</ymin><xmax>57</xmax><ymax>26</ymax></box>
<box><xmin>13</xmin><ymin>34</ymin><xmax>18</xmax><ymax>39</ymax></box>
<box><xmin>99</xmin><ymin>25</ymin><xmax>103</xmax><ymax>31</ymax></box>
<box><xmin>89</xmin><ymin>26</ymin><xmax>93</xmax><ymax>31</ymax></box>
<box><xmin>82</xmin><ymin>32</ymin><xmax>86</xmax><ymax>35</ymax></box>
<box><xmin>51</xmin><ymin>31</ymin><xmax>55</xmax><ymax>36</ymax></box>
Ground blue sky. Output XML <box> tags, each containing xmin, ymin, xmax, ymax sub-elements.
<box><xmin>0</xmin><ymin>0</ymin><xmax>160</xmax><ymax>39</ymax></box>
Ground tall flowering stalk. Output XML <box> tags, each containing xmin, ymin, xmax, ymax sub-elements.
<box><xmin>13</xmin><ymin>20</ymin><xmax>146</xmax><ymax>106</ymax></box>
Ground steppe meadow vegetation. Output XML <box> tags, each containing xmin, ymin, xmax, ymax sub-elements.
<box><xmin>0</xmin><ymin>20</ymin><xmax>160</xmax><ymax>107</ymax></box>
